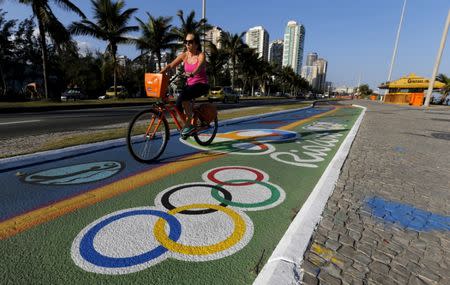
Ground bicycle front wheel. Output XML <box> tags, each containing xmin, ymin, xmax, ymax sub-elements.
<box><xmin>193</xmin><ymin>116</ymin><xmax>218</xmax><ymax>146</ymax></box>
<box><xmin>127</xmin><ymin>108</ymin><xmax>169</xmax><ymax>163</ymax></box>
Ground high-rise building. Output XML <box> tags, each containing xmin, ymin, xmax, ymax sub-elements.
<box><xmin>301</xmin><ymin>52</ymin><xmax>328</xmax><ymax>92</ymax></box>
<box><xmin>314</xmin><ymin>58</ymin><xmax>328</xmax><ymax>91</ymax></box>
<box><xmin>325</xmin><ymin>81</ymin><xmax>333</xmax><ymax>94</ymax></box>
<box><xmin>205</xmin><ymin>26</ymin><xmax>223</xmax><ymax>49</ymax></box>
<box><xmin>269</xmin><ymin>40</ymin><xmax>283</xmax><ymax>66</ymax></box>
<box><xmin>117</xmin><ymin>55</ymin><xmax>129</xmax><ymax>67</ymax></box>
<box><xmin>282</xmin><ymin>21</ymin><xmax>305</xmax><ymax>74</ymax></box>
<box><xmin>301</xmin><ymin>65</ymin><xmax>319</xmax><ymax>89</ymax></box>
<box><xmin>306</xmin><ymin>52</ymin><xmax>318</xmax><ymax>66</ymax></box>
<box><xmin>245</xmin><ymin>26</ymin><xmax>269</xmax><ymax>61</ymax></box>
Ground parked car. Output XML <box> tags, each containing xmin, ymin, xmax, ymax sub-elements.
<box><xmin>275</xmin><ymin>91</ymin><xmax>283</xmax><ymax>97</ymax></box>
<box><xmin>102</xmin><ymin>85</ymin><xmax>128</xmax><ymax>99</ymax></box>
<box><xmin>208</xmin><ymin>86</ymin><xmax>239</xmax><ymax>103</ymax></box>
<box><xmin>430</xmin><ymin>92</ymin><xmax>450</xmax><ymax>105</ymax></box>
<box><xmin>61</xmin><ymin>88</ymin><xmax>86</xmax><ymax>101</ymax></box>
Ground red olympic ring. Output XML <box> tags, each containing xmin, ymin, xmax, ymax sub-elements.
<box><xmin>207</xmin><ymin>166</ymin><xmax>265</xmax><ymax>186</ymax></box>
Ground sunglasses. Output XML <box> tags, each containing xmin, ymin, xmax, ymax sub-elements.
<box><xmin>184</xmin><ymin>39</ymin><xmax>195</xmax><ymax>45</ymax></box>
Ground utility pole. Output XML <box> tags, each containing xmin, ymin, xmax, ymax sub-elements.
<box><xmin>424</xmin><ymin>9</ymin><xmax>450</xmax><ymax>108</ymax></box>
<box><xmin>357</xmin><ymin>72</ymin><xmax>361</xmax><ymax>95</ymax></box>
<box><xmin>202</xmin><ymin>0</ymin><xmax>206</xmax><ymax>19</ymax></box>
<box><xmin>202</xmin><ymin>0</ymin><xmax>206</xmax><ymax>52</ymax></box>
<box><xmin>385</xmin><ymin>0</ymin><xmax>407</xmax><ymax>101</ymax></box>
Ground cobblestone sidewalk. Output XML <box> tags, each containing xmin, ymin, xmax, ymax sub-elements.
<box><xmin>300</xmin><ymin>101</ymin><xmax>450</xmax><ymax>285</ymax></box>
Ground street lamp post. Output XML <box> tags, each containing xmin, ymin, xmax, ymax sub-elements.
<box><xmin>424</xmin><ymin>9</ymin><xmax>450</xmax><ymax>108</ymax></box>
<box><xmin>384</xmin><ymin>0</ymin><xmax>407</xmax><ymax>102</ymax></box>
<box><xmin>202</xmin><ymin>0</ymin><xmax>206</xmax><ymax>20</ymax></box>
<box><xmin>202</xmin><ymin>0</ymin><xmax>206</xmax><ymax>52</ymax></box>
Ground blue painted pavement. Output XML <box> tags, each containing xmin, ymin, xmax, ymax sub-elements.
<box><xmin>0</xmin><ymin>107</ymin><xmax>330</xmax><ymax>222</ymax></box>
<box><xmin>366</xmin><ymin>196</ymin><xmax>450</xmax><ymax>231</ymax></box>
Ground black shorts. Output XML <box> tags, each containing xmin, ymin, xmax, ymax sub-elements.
<box><xmin>176</xmin><ymin>83</ymin><xmax>209</xmax><ymax>112</ymax></box>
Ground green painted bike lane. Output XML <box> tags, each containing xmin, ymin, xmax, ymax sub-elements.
<box><xmin>1</xmin><ymin>106</ymin><xmax>362</xmax><ymax>284</ymax></box>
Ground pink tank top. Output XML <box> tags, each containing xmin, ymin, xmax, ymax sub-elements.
<box><xmin>184</xmin><ymin>58</ymin><xmax>208</xmax><ymax>86</ymax></box>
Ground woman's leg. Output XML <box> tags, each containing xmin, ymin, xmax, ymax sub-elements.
<box><xmin>180</xmin><ymin>84</ymin><xmax>209</xmax><ymax>135</ymax></box>
<box><xmin>182</xmin><ymin>100</ymin><xmax>193</xmax><ymax>125</ymax></box>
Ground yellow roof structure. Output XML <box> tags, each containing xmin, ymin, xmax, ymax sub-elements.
<box><xmin>379</xmin><ymin>73</ymin><xmax>445</xmax><ymax>89</ymax></box>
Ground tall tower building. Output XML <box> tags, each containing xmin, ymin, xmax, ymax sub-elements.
<box><xmin>314</xmin><ymin>58</ymin><xmax>328</xmax><ymax>91</ymax></box>
<box><xmin>301</xmin><ymin>65</ymin><xmax>319</xmax><ymax>90</ymax></box>
<box><xmin>306</xmin><ymin>52</ymin><xmax>318</xmax><ymax>66</ymax></box>
<box><xmin>301</xmin><ymin>51</ymin><xmax>328</xmax><ymax>92</ymax></box>
<box><xmin>245</xmin><ymin>26</ymin><xmax>269</xmax><ymax>61</ymax></box>
<box><xmin>269</xmin><ymin>40</ymin><xmax>283</xmax><ymax>66</ymax></box>
<box><xmin>282</xmin><ymin>21</ymin><xmax>305</xmax><ymax>74</ymax></box>
<box><xmin>205</xmin><ymin>26</ymin><xmax>223</xmax><ymax>49</ymax></box>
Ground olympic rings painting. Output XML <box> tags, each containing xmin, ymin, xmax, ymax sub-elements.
<box><xmin>180</xmin><ymin>129</ymin><xmax>298</xmax><ymax>155</ymax></box>
<box><xmin>71</xmin><ymin>166</ymin><xmax>285</xmax><ymax>274</ymax></box>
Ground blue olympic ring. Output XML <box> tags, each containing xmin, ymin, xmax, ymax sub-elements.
<box><xmin>79</xmin><ymin>209</ymin><xmax>181</xmax><ymax>268</ymax></box>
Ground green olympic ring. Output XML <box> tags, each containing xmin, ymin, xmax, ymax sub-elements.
<box><xmin>211</xmin><ymin>179</ymin><xmax>280</xmax><ymax>208</ymax></box>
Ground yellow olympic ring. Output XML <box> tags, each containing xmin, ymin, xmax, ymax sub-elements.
<box><xmin>154</xmin><ymin>203</ymin><xmax>246</xmax><ymax>255</ymax></box>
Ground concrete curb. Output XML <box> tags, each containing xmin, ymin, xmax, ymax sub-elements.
<box><xmin>253</xmin><ymin>104</ymin><xmax>367</xmax><ymax>285</ymax></box>
<box><xmin>0</xmin><ymin>105</ymin><xmax>313</xmax><ymax>172</ymax></box>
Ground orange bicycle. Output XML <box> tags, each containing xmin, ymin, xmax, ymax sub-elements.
<box><xmin>127</xmin><ymin>73</ymin><xmax>218</xmax><ymax>163</ymax></box>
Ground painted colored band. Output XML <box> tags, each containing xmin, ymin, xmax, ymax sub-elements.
<box><xmin>211</xmin><ymin>180</ymin><xmax>280</xmax><ymax>208</ymax></box>
<box><xmin>207</xmin><ymin>166</ymin><xmax>265</xmax><ymax>186</ymax></box>
<box><xmin>154</xmin><ymin>203</ymin><xmax>246</xmax><ymax>255</ymax></box>
<box><xmin>160</xmin><ymin>183</ymin><xmax>232</xmax><ymax>215</ymax></box>
<box><xmin>79</xmin><ymin>209</ymin><xmax>181</xmax><ymax>267</ymax></box>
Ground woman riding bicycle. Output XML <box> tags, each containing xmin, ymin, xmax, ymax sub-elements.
<box><xmin>160</xmin><ymin>32</ymin><xmax>209</xmax><ymax>136</ymax></box>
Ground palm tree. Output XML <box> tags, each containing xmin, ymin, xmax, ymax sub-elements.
<box><xmin>171</xmin><ymin>10</ymin><xmax>208</xmax><ymax>45</ymax></box>
<box><xmin>0</xmin><ymin>10</ymin><xmax>16</xmax><ymax>96</ymax></box>
<box><xmin>278</xmin><ymin>66</ymin><xmax>308</xmax><ymax>96</ymax></box>
<box><xmin>436</xmin><ymin>73</ymin><xmax>450</xmax><ymax>104</ymax></box>
<box><xmin>70</xmin><ymin>0</ymin><xmax>137</xmax><ymax>97</ymax></box>
<box><xmin>220</xmin><ymin>32</ymin><xmax>246</xmax><ymax>90</ymax></box>
<box><xmin>135</xmin><ymin>13</ymin><xmax>177</xmax><ymax>71</ymax></box>
<box><xmin>257</xmin><ymin>60</ymin><xmax>273</xmax><ymax>96</ymax></box>
<box><xmin>238</xmin><ymin>48</ymin><xmax>259</xmax><ymax>95</ymax></box>
<box><xmin>206</xmin><ymin>42</ymin><xmax>228</xmax><ymax>87</ymax></box>
<box><xmin>18</xmin><ymin>0</ymin><xmax>85</xmax><ymax>99</ymax></box>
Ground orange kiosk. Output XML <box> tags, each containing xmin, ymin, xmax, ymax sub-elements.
<box><xmin>379</xmin><ymin>73</ymin><xmax>444</xmax><ymax>106</ymax></box>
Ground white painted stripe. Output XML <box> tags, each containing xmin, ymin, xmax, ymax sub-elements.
<box><xmin>0</xmin><ymin>119</ymin><xmax>41</xmax><ymax>126</ymax></box>
<box><xmin>253</xmin><ymin>104</ymin><xmax>367</xmax><ymax>285</ymax></box>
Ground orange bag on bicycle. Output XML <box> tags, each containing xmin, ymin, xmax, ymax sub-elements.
<box><xmin>145</xmin><ymin>73</ymin><xmax>168</xmax><ymax>98</ymax></box>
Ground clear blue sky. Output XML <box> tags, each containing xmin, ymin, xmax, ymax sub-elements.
<box><xmin>2</xmin><ymin>0</ymin><xmax>449</xmax><ymax>90</ymax></box>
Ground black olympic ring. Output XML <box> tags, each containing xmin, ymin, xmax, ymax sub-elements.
<box><xmin>160</xmin><ymin>183</ymin><xmax>232</xmax><ymax>215</ymax></box>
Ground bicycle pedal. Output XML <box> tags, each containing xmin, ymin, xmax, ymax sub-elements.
<box><xmin>180</xmin><ymin>134</ymin><xmax>189</xmax><ymax>140</ymax></box>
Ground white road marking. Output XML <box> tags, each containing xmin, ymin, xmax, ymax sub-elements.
<box><xmin>0</xmin><ymin>119</ymin><xmax>41</xmax><ymax>126</ymax></box>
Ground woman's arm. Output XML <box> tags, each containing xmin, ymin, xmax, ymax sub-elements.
<box><xmin>160</xmin><ymin>52</ymin><xmax>185</xmax><ymax>74</ymax></box>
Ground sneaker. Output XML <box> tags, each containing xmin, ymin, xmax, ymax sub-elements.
<box><xmin>181</xmin><ymin>125</ymin><xmax>195</xmax><ymax>136</ymax></box>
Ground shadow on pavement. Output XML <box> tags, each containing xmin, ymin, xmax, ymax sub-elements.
<box><xmin>431</xmin><ymin>131</ymin><xmax>450</xmax><ymax>141</ymax></box>
<box><xmin>401</xmin><ymin>131</ymin><xmax>450</xmax><ymax>141</ymax></box>
<box><xmin>298</xmin><ymin>129</ymin><xmax>349</xmax><ymax>138</ymax></box>
<box><xmin>430</xmin><ymin>118</ymin><xmax>450</xmax><ymax>122</ymax></box>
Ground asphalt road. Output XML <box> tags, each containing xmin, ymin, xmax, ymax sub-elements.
<box><xmin>0</xmin><ymin>99</ymin><xmax>301</xmax><ymax>139</ymax></box>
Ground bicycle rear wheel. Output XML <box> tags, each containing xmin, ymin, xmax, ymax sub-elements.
<box><xmin>193</xmin><ymin>116</ymin><xmax>218</xmax><ymax>146</ymax></box>
<box><xmin>127</xmin><ymin>108</ymin><xmax>169</xmax><ymax>162</ymax></box>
